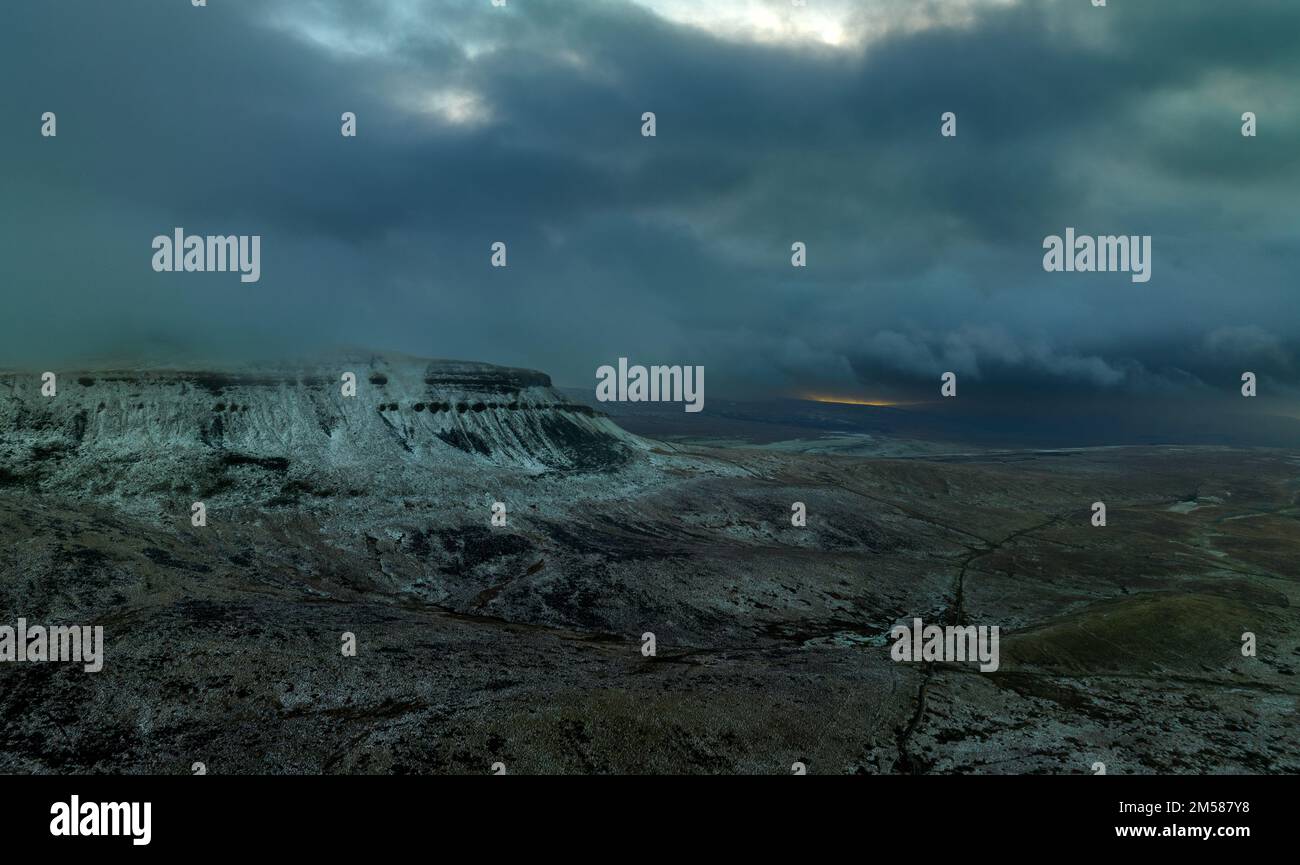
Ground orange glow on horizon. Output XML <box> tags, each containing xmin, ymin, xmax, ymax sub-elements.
<box><xmin>801</xmin><ymin>393</ymin><xmax>902</xmax><ymax>407</ymax></box>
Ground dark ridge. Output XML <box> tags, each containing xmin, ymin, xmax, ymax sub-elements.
<box><xmin>434</xmin><ymin>526</ymin><xmax>534</xmax><ymax>573</ymax></box>
<box><xmin>402</xmin><ymin>529</ymin><xmax>432</xmax><ymax>558</ymax></box>
<box><xmin>423</xmin><ymin>369</ymin><xmax>551</xmax><ymax>391</ymax></box>
<box><xmin>171</xmin><ymin>599</ymin><xmax>242</xmax><ymax>624</ymax></box>
<box><xmin>313</xmin><ymin>404</ymin><xmax>337</xmax><ymax>436</ymax></box>
<box><xmin>0</xmin><ymin>467</ymin><xmax>36</xmax><ymax>488</ymax></box>
<box><xmin>197</xmin><ymin>473</ymin><xmax>234</xmax><ymax>499</ymax></box>
<box><xmin>373</xmin><ymin>408</ymin><xmax>414</xmax><ymax>453</ymax></box>
<box><xmin>220</xmin><ymin>453</ymin><xmax>290</xmax><ymax>472</ymax></box>
<box><xmin>77</xmin><ymin>377</ymin><xmax>95</xmax><ymax>387</ymax></box>
<box><xmin>199</xmin><ymin>414</ymin><xmax>225</xmax><ymax>446</ymax></box>
<box><xmin>436</xmin><ymin>428</ymin><xmax>492</xmax><ymax>456</ymax></box>
<box><xmin>61</xmin><ymin>546</ymin><xmax>112</xmax><ymax>581</ymax></box>
<box><xmin>369</xmin><ymin>374</ymin><xmax>388</xmax><ymax>385</ymax></box>
<box><xmin>413</xmin><ymin>403</ymin><xmax>425</xmax><ymax>412</ymax></box>
<box><xmin>141</xmin><ymin>547</ymin><xmax>212</xmax><ymax>574</ymax></box>
<box><xmin>266</xmin><ymin>482</ymin><xmax>304</xmax><ymax>507</ymax></box>
<box><xmin>537</xmin><ymin>414</ymin><xmax>628</xmax><ymax>471</ymax></box>
<box><xmin>186</xmin><ymin>373</ymin><xmax>287</xmax><ymax>394</ymax></box>
<box><xmin>69</xmin><ymin>409</ymin><xmax>88</xmax><ymax>443</ymax></box>
<box><xmin>533</xmin><ymin>518</ymin><xmax>668</xmax><ymax>562</ymax></box>
<box><xmin>31</xmin><ymin>442</ymin><xmax>73</xmax><ymax>460</ymax></box>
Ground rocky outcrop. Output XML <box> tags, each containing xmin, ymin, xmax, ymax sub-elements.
<box><xmin>0</xmin><ymin>354</ymin><xmax>644</xmax><ymax>510</ymax></box>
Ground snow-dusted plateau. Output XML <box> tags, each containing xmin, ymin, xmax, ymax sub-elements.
<box><xmin>1</xmin><ymin>354</ymin><xmax>1297</xmax><ymax>773</ymax></box>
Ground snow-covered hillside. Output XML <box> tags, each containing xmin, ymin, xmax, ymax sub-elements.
<box><xmin>0</xmin><ymin>353</ymin><xmax>646</xmax><ymax>513</ymax></box>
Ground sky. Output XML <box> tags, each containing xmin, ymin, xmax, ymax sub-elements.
<box><xmin>1</xmin><ymin>0</ymin><xmax>1297</xmax><ymax>412</ymax></box>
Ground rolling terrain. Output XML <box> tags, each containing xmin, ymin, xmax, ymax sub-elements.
<box><xmin>1</xmin><ymin>355</ymin><xmax>1297</xmax><ymax>773</ymax></box>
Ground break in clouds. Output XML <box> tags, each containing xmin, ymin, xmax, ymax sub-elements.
<box><xmin>1</xmin><ymin>0</ymin><xmax>1297</xmax><ymax>407</ymax></box>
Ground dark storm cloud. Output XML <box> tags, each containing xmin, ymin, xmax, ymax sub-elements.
<box><xmin>1</xmin><ymin>0</ymin><xmax>1296</xmax><ymax>412</ymax></box>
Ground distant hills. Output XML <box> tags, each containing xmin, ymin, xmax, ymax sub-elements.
<box><xmin>564</xmin><ymin>389</ymin><xmax>1300</xmax><ymax>453</ymax></box>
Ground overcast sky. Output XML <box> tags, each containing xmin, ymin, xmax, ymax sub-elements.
<box><xmin>1</xmin><ymin>0</ymin><xmax>1297</xmax><ymax>409</ymax></box>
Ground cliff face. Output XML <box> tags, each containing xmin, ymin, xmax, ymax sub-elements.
<box><xmin>0</xmin><ymin>354</ymin><xmax>642</xmax><ymax>509</ymax></box>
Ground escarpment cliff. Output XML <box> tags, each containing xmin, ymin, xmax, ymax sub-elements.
<box><xmin>0</xmin><ymin>354</ymin><xmax>645</xmax><ymax>510</ymax></box>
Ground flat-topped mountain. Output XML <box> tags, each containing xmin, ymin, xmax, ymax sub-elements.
<box><xmin>0</xmin><ymin>354</ymin><xmax>644</xmax><ymax>510</ymax></box>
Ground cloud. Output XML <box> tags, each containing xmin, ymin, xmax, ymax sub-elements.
<box><xmin>0</xmin><ymin>0</ymin><xmax>1297</xmax><ymax>413</ymax></box>
<box><xmin>848</xmin><ymin>325</ymin><xmax>1126</xmax><ymax>389</ymax></box>
<box><xmin>1204</xmin><ymin>326</ymin><xmax>1292</xmax><ymax>368</ymax></box>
